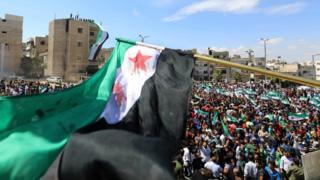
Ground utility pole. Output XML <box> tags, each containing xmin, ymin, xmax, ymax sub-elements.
<box><xmin>261</xmin><ymin>38</ymin><xmax>269</xmax><ymax>80</ymax></box>
<box><xmin>0</xmin><ymin>43</ymin><xmax>5</xmax><ymax>77</ymax></box>
<box><xmin>139</xmin><ymin>34</ymin><xmax>149</xmax><ymax>43</ymax></box>
<box><xmin>246</xmin><ymin>49</ymin><xmax>254</xmax><ymax>65</ymax></box>
<box><xmin>246</xmin><ymin>49</ymin><xmax>255</xmax><ymax>83</ymax></box>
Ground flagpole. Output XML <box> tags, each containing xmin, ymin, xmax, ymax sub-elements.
<box><xmin>115</xmin><ymin>39</ymin><xmax>320</xmax><ymax>87</ymax></box>
<box><xmin>194</xmin><ymin>54</ymin><xmax>320</xmax><ymax>88</ymax></box>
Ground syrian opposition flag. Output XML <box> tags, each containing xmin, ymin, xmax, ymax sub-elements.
<box><xmin>212</xmin><ymin>111</ymin><xmax>219</xmax><ymax>125</ymax></box>
<box><xmin>281</xmin><ymin>98</ymin><xmax>290</xmax><ymax>105</ymax></box>
<box><xmin>244</xmin><ymin>89</ymin><xmax>257</xmax><ymax>95</ymax></box>
<box><xmin>0</xmin><ymin>38</ymin><xmax>194</xmax><ymax>180</ymax></box>
<box><xmin>260</xmin><ymin>95</ymin><xmax>270</xmax><ymax>100</ymax></box>
<box><xmin>267</xmin><ymin>91</ymin><xmax>282</xmax><ymax>100</ymax></box>
<box><xmin>265</xmin><ymin>114</ymin><xmax>274</xmax><ymax>122</ymax></box>
<box><xmin>58</xmin><ymin>38</ymin><xmax>195</xmax><ymax>180</ymax></box>
<box><xmin>310</xmin><ymin>97</ymin><xmax>320</xmax><ymax>107</ymax></box>
<box><xmin>88</xmin><ymin>23</ymin><xmax>109</xmax><ymax>61</ymax></box>
<box><xmin>288</xmin><ymin>112</ymin><xmax>309</xmax><ymax>121</ymax></box>
<box><xmin>98</xmin><ymin>39</ymin><xmax>193</xmax><ymax>124</ymax></box>
<box><xmin>0</xmin><ymin>22</ymin><xmax>110</xmax><ymax>180</ymax></box>
<box><xmin>226</xmin><ymin>113</ymin><xmax>239</xmax><ymax>123</ymax></box>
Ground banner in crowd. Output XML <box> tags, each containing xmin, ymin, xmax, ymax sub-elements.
<box><xmin>288</xmin><ymin>112</ymin><xmax>309</xmax><ymax>121</ymax></box>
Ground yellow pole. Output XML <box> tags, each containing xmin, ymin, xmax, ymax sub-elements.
<box><xmin>194</xmin><ymin>54</ymin><xmax>320</xmax><ymax>88</ymax></box>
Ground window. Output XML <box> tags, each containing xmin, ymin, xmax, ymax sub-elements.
<box><xmin>77</xmin><ymin>41</ymin><xmax>83</xmax><ymax>47</ymax></box>
<box><xmin>90</xmin><ymin>32</ymin><xmax>95</xmax><ymax>36</ymax></box>
<box><xmin>77</xmin><ymin>28</ymin><xmax>83</xmax><ymax>33</ymax></box>
<box><xmin>40</xmin><ymin>41</ymin><xmax>45</xmax><ymax>45</ymax></box>
<box><xmin>77</xmin><ymin>56</ymin><xmax>82</xmax><ymax>61</ymax></box>
<box><xmin>1</xmin><ymin>19</ymin><xmax>6</xmax><ymax>22</ymax></box>
<box><xmin>2</xmin><ymin>31</ymin><xmax>7</xmax><ymax>34</ymax></box>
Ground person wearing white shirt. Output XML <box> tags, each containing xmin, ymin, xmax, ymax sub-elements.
<box><xmin>182</xmin><ymin>146</ymin><xmax>192</xmax><ymax>176</ymax></box>
<box><xmin>280</xmin><ymin>151</ymin><xmax>293</xmax><ymax>177</ymax></box>
<box><xmin>244</xmin><ymin>155</ymin><xmax>257</xmax><ymax>180</ymax></box>
<box><xmin>199</xmin><ymin>141</ymin><xmax>211</xmax><ymax>163</ymax></box>
<box><xmin>204</xmin><ymin>155</ymin><xmax>222</xmax><ymax>179</ymax></box>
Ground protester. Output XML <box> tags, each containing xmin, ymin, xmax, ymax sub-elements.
<box><xmin>0</xmin><ymin>79</ymin><xmax>74</xmax><ymax>96</ymax></box>
<box><xmin>181</xmin><ymin>80</ymin><xmax>320</xmax><ymax>179</ymax></box>
<box><xmin>3</xmin><ymin>79</ymin><xmax>319</xmax><ymax>179</ymax></box>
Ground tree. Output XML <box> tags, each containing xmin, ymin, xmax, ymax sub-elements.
<box><xmin>20</xmin><ymin>57</ymin><xmax>44</xmax><ymax>78</ymax></box>
<box><xmin>213</xmin><ymin>69</ymin><xmax>223</xmax><ymax>82</ymax></box>
<box><xmin>232</xmin><ymin>71</ymin><xmax>242</xmax><ymax>82</ymax></box>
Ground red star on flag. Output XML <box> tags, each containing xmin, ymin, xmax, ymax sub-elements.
<box><xmin>113</xmin><ymin>82</ymin><xmax>126</xmax><ymax>106</ymax></box>
<box><xmin>129</xmin><ymin>50</ymin><xmax>152</xmax><ymax>73</ymax></box>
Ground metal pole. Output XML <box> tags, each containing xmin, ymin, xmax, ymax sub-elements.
<box><xmin>264</xmin><ymin>41</ymin><xmax>267</xmax><ymax>70</ymax></box>
<box><xmin>261</xmin><ymin>38</ymin><xmax>269</xmax><ymax>80</ymax></box>
<box><xmin>194</xmin><ymin>54</ymin><xmax>320</xmax><ymax>87</ymax></box>
<box><xmin>139</xmin><ymin>34</ymin><xmax>149</xmax><ymax>43</ymax></box>
<box><xmin>313</xmin><ymin>55</ymin><xmax>315</xmax><ymax>80</ymax></box>
<box><xmin>0</xmin><ymin>43</ymin><xmax>4</xmax><ymax>76</ymax></box>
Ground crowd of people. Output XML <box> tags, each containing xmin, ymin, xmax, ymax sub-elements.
<box><xmin>2</xmin><ymin>78</ymin><xmax>320</xmax><ymax>180</ymax></box>
<box><xmin>0</xmin><ymin>79</ymin><xmax>74</xmax><ymax>96</ymax></box>
<box><xmin>175</xmin><ymin>81</ymin><xmax>320</xmax><ymax>180</ymax></box>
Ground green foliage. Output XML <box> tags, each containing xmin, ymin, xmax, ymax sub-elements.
<box><xmin>20</xmin><ymin>57</ymin><xmax>44</xmax><ymax>78</ymax></box>
<box><xmin>232</xmin><ymin>71</ymin><xmax>242</xmax><ymax>82</ymax></box>
<box><xmin>213</xmin><ymin>69</ymin><xmax>223</xmax><ymax>82</ymax></box>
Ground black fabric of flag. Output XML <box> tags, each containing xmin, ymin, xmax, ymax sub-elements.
<box><xmin>58</xmin><ymin>48</ymin><xmax>195</xmax><ymax>180</ymax></box>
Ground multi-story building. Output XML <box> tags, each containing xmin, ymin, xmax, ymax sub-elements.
<box><xmin>299</xmin><ymin>64</ymin><xmax>315</xmax><ymax>80</ymax></box>
<box><xmin>193</xmin><ymin>49</ymin><xmax>230</xmax><ymax>81</ymax></box>
<box><xmin>194</xmin><ymin>60</ymin><xmax>214</xmax><ymax>81</ymax></box>
<box><xmin>315</xmin><ymin>60</ymin><xmax>320</xmax><ymax>81</ymax></box>
<box><xmin>46</xmin><ymin>17</ymin><xmax>99</xmax><ymax>82</ymax></box>
<box><xmin>279</xmin><ymin>64</ymin><xmax>300</xmax><ymax>76</ymax></box>
<box><xmin>266</xmin><ymin>59</ymin><xmax>287</xmax><ymax>72</ymax></box>
<box><xmin>25</xmin><ymin>36</ymin><xmax>48</xmax><ymax>58</ymax></box>
<box><xmin>0</xmin><ymin>14</ymin><xmax>23</xmax><ymax>77</ymax></box>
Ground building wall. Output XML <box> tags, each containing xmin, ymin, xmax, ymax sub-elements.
<box><xmin>0</xmin><ymin>14</ymin><xmax>23</xmax><ymax>77</ymax></box>
<box><xmin>25</xmin><ymin>36</ymin><xmax>48</xmax><ymax>58</ymax></box>
<box><xmin>279</xmin><ymin>64</ymin><xmax>300</xmax><ymax>76</ymax></box>
<box><xmin>299</xmin><ymin>65</ymin><xmax>315</xmax><ymax>80</ymax></box>
<box><xmin>315</xmin><ymin>60</ymin><xmax>320</xmax><ymax>81</ymax></box>
<box><xmin>194</xmin><ymin>60</ymin><xmax>214</xmax><ymax>81</ymax></box>
<box><xmin>47</xmin><ymin>19</ymin><xmax>99</xmax><ymax>82</ymax></box>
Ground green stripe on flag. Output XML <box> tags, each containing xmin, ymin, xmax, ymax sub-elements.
<box><xmin>265</xmin><ymin>114</ymin><xmax>274</xmax><ymax>122</ymax></box>
<box><xmin>288</xmin><ymin>112</ymin><xmax>309</xmax><ymax>121</ymax></box>
<box><xmin>221</xmin><ymin>121</ymin><xmax>230</xmax><ymax>136</ymax></box>
<box><xmin>0</xmin><ymin>40</ymin><xmax>134</xmax><ymax>179</ymax></box>
<box><xmin>267</xmin><ymin>91</ymin><xmax>282</xmax><ymax>100</ymax></box>
<box><xmin>281</xmin><ymin>98</ymin><xmax>290</xmax><ymax>105</ymax></box>
<box><xmin>212</xmin><ymin>111</ymin><xmax>219</xmax><ymax>125</ymax></box>
<box><xmin>226</xmin><ymin>113</ymin><xmax>239</xmax><ymax>123</ymax></box>
<box><xmin>279</xmin><ymin>117</ymin><xmax>287</xmax><ymax>128</ymax></box>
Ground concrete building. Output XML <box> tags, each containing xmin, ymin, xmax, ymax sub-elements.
<box><xmin>230</xmin><ymin>55</ymin><xmax>267</xmax><ymax>81</ymax></box>
<box><xmin>266</xmin><ymin>59</ymin><xmax>287</xmax><ymax>72</ymax></box>
<box><xmin>279</xmin><ymin>64</ymin><xmax>300</xmax><ymax>76</ymax></box>
<box><xmin>193</xmin><ymin>49</ymin><xmax>230</xmax><ymax>81</ymax></box>
<box><xmin>46</xmin><ymin>17</ymin><xmax>99</xmax><ymax>82</ymax></box>
<box><xmin>299</xmin><ymin>64</ymin><xmax>315</xmax><ymax>80</ymax></box>
<box><xmin>0</xmin><ymin>14</ymin><xmax>23</xmax><ymax>77</ymax></box>
<box><xmin>315</xmin><ymin>60</ymin><xmax>320</xmax><ymax>81</ymax></box>
<box><xmin>25</xmin><ymin>36</ymin><xmax>48</xmax><ymax>58</ymax></box>
<box><xmin>194</xmin><ymin>60</ymin><xmax>214</xmax><ymax>81</ymax></box>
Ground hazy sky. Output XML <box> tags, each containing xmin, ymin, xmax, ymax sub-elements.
<box><xmin>1</xmin><ymin>0</ymin><xmax>320</xmax><ymax>62</ymax></box>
